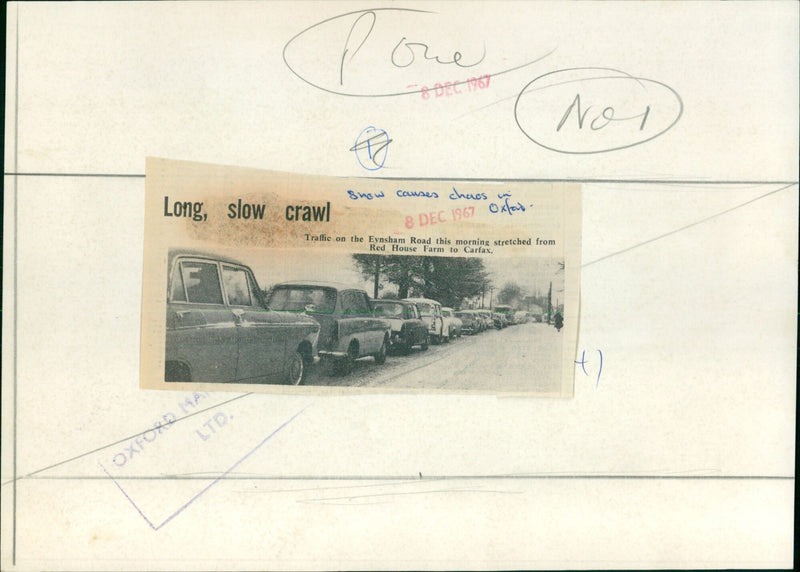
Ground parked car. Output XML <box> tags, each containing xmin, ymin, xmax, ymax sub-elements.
<box><xmin>493</xmin><ymin>305</ymin><xmax>514</xmax><ymax>326</ymax></box>
<box><xmin>476</xmin><ymin>310</ymin><xmax>493</xmax><ymax>331</ymax></box>
<box><xmin>267</xmin><ymin>281</ymin><xmax>391</xmax><ymax>375</ymax></box>
<box><xmin>372</xmin><ymin>299</ymin><xmax>429</xmax><ymax>354</ymax></box>
<box><xmin>441</xmin><ymin>307</ymin><xmax>463</xmax><ymax>339</ymax></box>
<box><xmin>454</xmin><ymin>309</ymin><xmax>481</xmax><ymax>335</ymax></box>
<box><xmin>165</xmin><ymin>250</ymin><xmax>320</xmax><ymax>385</ymax></box>
<box><xmin>492</xmin><ymin>311</ymin><xmax>510</xmax><ymax>329</ymax></box>
<box><xmin>404</xmin><ymin>297</ymin><xmax>447</xmax><ymax>343</ymax></box>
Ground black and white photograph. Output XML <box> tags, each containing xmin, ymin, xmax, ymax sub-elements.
<box><xmin>164</xmin><ymin>248</ymin><xmax>568</xmax><ymax>393</ymax></box>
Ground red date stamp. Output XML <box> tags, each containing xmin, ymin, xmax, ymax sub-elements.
<box><xmin>407</xmin><ymin>75</ymin><xmax>491</xmax><ymax>101</ymax></box>
<box><xmin>405</xmin><ymin>206</ymin><xmax>475</xmax><ymax>228</ymax></box>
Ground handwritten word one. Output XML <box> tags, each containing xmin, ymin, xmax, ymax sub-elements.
<box><xmin>284</xmin><ymin>8</ymin><xmax>506</xmax><ymax>97</ymax></box>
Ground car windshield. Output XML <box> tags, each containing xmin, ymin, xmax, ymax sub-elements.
<box><xmin>442</xmin><ymin>309</ymin><xmax>452</xmax><ymax>317</ymax></box>
<box><xmin>268</xmin><ymin>286</ymin><xmax>336</xmax><ymax>313</ymax></box>
<box><xmin>373</xmin><ymin>302</ymin><xmax>405</xmax><ymax>317</ymax></box>
<box><xmin>415</xmin><ymin>302</ymin><xmax>433</xmax><ymax>316</ymax></box>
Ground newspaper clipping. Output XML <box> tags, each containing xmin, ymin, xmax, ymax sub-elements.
<box><xmin>141</xmin><ymin>158</ymin><xmax>581</xmax><ymax>396</ymax></box>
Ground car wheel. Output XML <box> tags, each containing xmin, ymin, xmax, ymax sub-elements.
<box><xmin>286</xmin><ymin>351</ymin><xmax>305</xmax><ymax>386</ymax></box>
<box><xmin>334</xmin><ymin>343</ymin><xmax>359</xmax><ymax>376</ymax></box>
<box><xmin>374</xmin><ymin>338</ymin><xmax>387</xmax><ymax>364</ymax></box>
<box><xmin>421</xmin><ymin>335</ymin><xmax>429</xmax><ymax>351</ymax></box>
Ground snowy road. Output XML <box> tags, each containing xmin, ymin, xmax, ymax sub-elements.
<box><xmin>304</xmin><ymin>321</ymin><xmax>565</xmax><ymax>393</ymax></box>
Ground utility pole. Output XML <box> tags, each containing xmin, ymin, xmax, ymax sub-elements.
<box><xmin>372</xmin><ymin>257</ymin><xmax>380</xmax><ymax>299</ymax></box>
<box><xmin>547</xmin><ymin>281</ymin><xmax>552</xmax><ymax>323</ymax></box>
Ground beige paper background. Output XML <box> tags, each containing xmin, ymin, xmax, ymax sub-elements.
<box><xmin>2</xmin><ymin>1</ymin><xmax>797</xmax><ymax>570</ymax></box>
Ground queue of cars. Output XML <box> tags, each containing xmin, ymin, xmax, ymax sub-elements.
<box><xmin>164</xmin><ymin>250</ymin><xmax>526</xmax><ymax>385</ymax></box>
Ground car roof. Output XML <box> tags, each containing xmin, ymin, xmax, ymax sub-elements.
<box><xmin>272</xmin><ymin>280</ymin><xmax>366</xmax><ymax>291</ymax></box>
<box><xmin>404</xmin><ymin>297</ymin><xmax>441</xmax><ymax>304</ymax></box>
<box><xmin>169</xmin><ymin>248</ymin><xmax>248</xmax><ymax>268</ymax></box>
<box><xmin>372</xmin><ymin>299</ymin><xmax>412</xmax><ymax>305</ymax></box>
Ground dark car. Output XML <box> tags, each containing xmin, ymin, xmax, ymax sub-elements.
<box><xmin>454</xmin><ymin>310</ymin><xmax>481</xmax><ymax>335</ymax></box>
<box><xmin>165</xmin><ymin>250</ymin><xmax>320</xmax><ymax>385</ymax></box>
<box><xmin>372</xmin><ymin>299</ymin><xmax>429</xmax><ymax>354</ymax></box>
<box><xmin>267</xmin><ymin>281</ymin><xmax>391</xmax><ymax>375</ymax></box>
<box><xmin>493</xmin><ymin>305</ymin><xmax>514</xmax><ymax>328</ymax></box>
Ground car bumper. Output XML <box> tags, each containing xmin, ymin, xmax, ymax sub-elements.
<box><xmin>318</xmin><ymin>350</ymin><xmax>348</xmax><ymax>359</ymax></box>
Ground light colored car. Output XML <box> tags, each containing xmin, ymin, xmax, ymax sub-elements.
<box><xmin>441</xmin><ymin>307</ymin><xmax>463</xmax><ymax>339</ymax></box>
<box><xmin>477</xmin><ymin>310</ymin><xmax>492</xmax><ymax>331</ymax></box>
<box><xmin>404</xmin><ymin>297</ymin><xmax>447</xmax><ymax>343</ymax></box>
<box><xmin>165</xmin><ymin>250</ymin><xmax>320</xmax><ymax>385</ymax></box>
<box><xmin>267</xmin><ymin>281</ymin><xmax>391</xmax><ymax>375</ymax></box>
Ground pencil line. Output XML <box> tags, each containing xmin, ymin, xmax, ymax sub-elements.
<box><xmin>582</xmin><ymin>183</ymin><xmax>797</xmax><ymax>268</ymax></box>
<box><xmin>0</xmin><ymin>392</ymin><xmax>254</xmax><ymax>486</ymax></box>
<box><xmin>13</xmin><ymin>5</ymin><xmax>20</xmax><ymax>564</ymax></box>
<box><xmin>3</xmin><ymin>172</ymin><xmax>798</xmax><ymax>186</ymax></box>
<box><xmin>153</xmin><ymin>406</ymin><xmax>307</xmax><ymax>529</ymax></box>
<box><xmin>16</xmin><ymin>474</ymin><xmax>795</xmax><ymax>481</ymax></box>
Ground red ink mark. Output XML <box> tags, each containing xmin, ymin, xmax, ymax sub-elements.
<box><xmin>409</xmin><ymin>74</ymin><xmax>491</xmax><ymax>101</ymax></box>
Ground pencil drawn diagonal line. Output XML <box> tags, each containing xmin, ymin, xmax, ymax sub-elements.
<box><xmin>1</xmin><ymin>392</ymin><xmax>255</xmax><ymax>487</ymax></box>
<box><xmin>582</xmin><ymin>183</ymin><xmax>797</xmax><ymax>268</ymax></box>
<box><xmin>99</xmin><ymin>406</ymin><xmax>308</xmax><ymax>531</ymax></box>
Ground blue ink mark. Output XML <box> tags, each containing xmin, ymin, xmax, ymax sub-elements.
<box><xmin>574</xmin><ymin>350</ymin><xmax>588</xmax><ymax>376</ymax></box>
<box><xmin>575</xmin><ymin>349</ymin><xmax>604</xmax><ymax>387</ymax></box>
<box><xmin>596</xmin><ymin>349</ymin><xmax>603</xmax><ymax>388</ymax></box>
<box><xmin>449</xmin><ymin>186</ymin><xmax>487</xmax><ymax>201</ymax></box>
<box><xmin>396</xmin><ymin>189</ymin><xmax>439</xmax><ymax>199</ymax></box>
<box><xmin>100</xmin><ymin>406</ymin><xmax>307</xmax><ymax>530</ymax></box>
<box><xmin>350</xmin><ymin>126</ymin><xmax>391</xmax><ymax>171</ymax></box>
<box><xmin>497</xmin><ymin>191</ymin><xmax>512</xmax><ymax>199</ymax></box>
<box><xmin>488</xmin><ymin>197</ymin><xmax>526</xmax><ymax>215</ymax></box>
<box><xmin>348</xmin><ymin>189</ymin><xmax>385</xmax><ymax>200</ymax></box>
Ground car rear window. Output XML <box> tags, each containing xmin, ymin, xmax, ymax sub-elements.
<box><xmin>180</xmin><ymin>261</ymin><xmax>224</xmax><ymax>305</ymax></box>
<box><xmin>373</xmin><ymin>302</ymin><xmax>404</xmax><ymax>317</ymax></box>
<box><xmin>222</xmin><ymin>265</ymin><xmax>252</xmax><ymax>306</ymax></box>
<box><xmin>268</xmin><ymin>286</ymin><xmax>336</xmax><ymax>313</ymax></box>
<box><xmin>416</xmin><ymin>302</ymin><xmax>433</xmax><ymax>315</ymax></box>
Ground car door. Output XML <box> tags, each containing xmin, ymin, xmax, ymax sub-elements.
<box><xmin>341</xmin><ymin>290</ymin><xmax>367</xmax><ymax>355</ymax></box>
<box><xmin>166</xmin><ymin>257</ymin><xmax>238</xmax><ymax>382</ymax></box>
<box><xmin>221</xmin><ymin>264</ymin><xmax>285</xmax><ymax>383</ymax></box>
<box><xmin>433</xmin><ymin>303</ymin><xmax>444</xmax><ymax>337</ymax></box>
<box><xmin>405</xmin><ymin>304</ymin><xmax>425</xmax><ymax>344</ymax></box>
